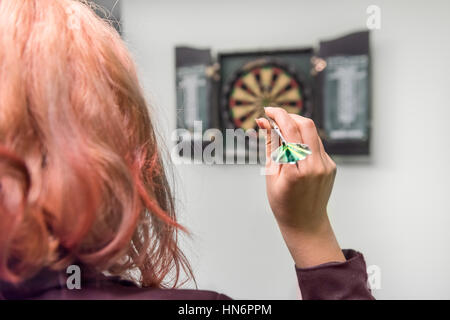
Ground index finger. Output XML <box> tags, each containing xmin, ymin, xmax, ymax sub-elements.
<box><xmin>289</xmin><ymin>114</ymin><xmax>321</xmax><ymax>156</ymax></box>
<box><xmin>264</xmin><ymin>107</ymin><xmax>303</xmax><ymax>143</ymax></box>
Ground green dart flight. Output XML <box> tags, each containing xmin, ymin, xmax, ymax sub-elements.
<box><xmin>272</xmin><ymin>142</ymin><xmax>312</xmax><ymax>164</ymax></box>
<box><xmin>265</xmin><ymin>116</ymin><xmax>312</xmax><ymax>164</ymax></box>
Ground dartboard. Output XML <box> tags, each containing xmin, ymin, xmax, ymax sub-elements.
<box><xmin>225</xmin><ymin>62</ymin><xmax>305</xmax><ymax>130</ymax></box>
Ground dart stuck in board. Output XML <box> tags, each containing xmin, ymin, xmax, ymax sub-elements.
<box><xmin>265</xmin><ymin>115</ymin><xmax>312</xmax><ymax>164</ymax></box>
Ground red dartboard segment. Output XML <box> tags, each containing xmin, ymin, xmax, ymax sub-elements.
<box><xmin>290</xmin><ymin>79</ymin><xmax>298</xmax><ymax>88</ymax></box>
<box><xmin>227</xmin><ymin>64</ymin><xmax>303</xmax><ymax>131</ymax></box>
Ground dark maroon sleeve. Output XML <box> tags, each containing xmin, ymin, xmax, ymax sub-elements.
<box><xmin>296</xmin><ymin>249</ymin><xmax>375</xmax><ymax>300</ymax></box>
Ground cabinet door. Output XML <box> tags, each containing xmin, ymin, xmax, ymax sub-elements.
<box><xmin>92</xmin><ymin>0</ymin><xmax>122</xmax><ymax>34</ymax></box>
<box><xmin>316</xmin><ymin>31</ymin><xmax>371</xmax><ymax>155</ymax></box>
<box><xmin>175</xmin><ymin>47</ymin><xmax>213</xmax><ymax>131</ymax></box>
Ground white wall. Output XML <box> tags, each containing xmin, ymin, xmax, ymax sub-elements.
<box><xmin>122</xmin><ymin>0</ymin><xmax>450</xmax><ymax>299</ymax></box>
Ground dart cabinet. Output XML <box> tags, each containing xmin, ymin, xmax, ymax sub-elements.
<box><xmin>175</xmin><ymin>30</ymin><xmax>371</xmax><ymax>162</ymax></box>
<box><xmin>92</xmin><ymin>0</ymin><xmax>122</xmax><ymax>34</ymax></box>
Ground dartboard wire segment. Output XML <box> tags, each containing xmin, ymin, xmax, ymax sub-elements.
<box><xmin>227</xmin><ymin>63</ymin><xmax>304</xmax><ymax>131</ymax></box>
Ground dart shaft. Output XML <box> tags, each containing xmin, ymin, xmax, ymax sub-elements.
<box><xmin>265</xmin><ymin>116</ymin><xmax>287</xmax><ymax>145</ymax></box>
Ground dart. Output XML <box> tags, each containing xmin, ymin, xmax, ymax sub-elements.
<box><xmin>265</xmin><ymin>115</ymin><xmax>312</xmax><ymax>164</ymax></box>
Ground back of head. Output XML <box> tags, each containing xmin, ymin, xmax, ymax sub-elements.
<box><xmin>0</xmin><ymin>0</ymin><xmax>191</xmax><ymax>287</ymax></box>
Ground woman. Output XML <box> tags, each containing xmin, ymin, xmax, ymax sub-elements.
<box><xmin>0</xmin><ymin>0</ymin><xmax>373</xmax><ymax>300</ymax></box>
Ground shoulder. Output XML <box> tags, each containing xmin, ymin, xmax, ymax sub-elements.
<box><xmin>33</xmin><ymin>280</ymin><xmax>232</xmax><ymax>300</ymax></box>
<box><xmin>3</xmin><ymin>270</ymin><xmax>233</xmax><ymax>300</ymax></box>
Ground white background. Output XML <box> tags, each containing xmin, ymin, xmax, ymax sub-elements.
<box><xmin>121</xmin><ymin>0</ymin><xmax>450</xmax><ymax>299</ymax></box>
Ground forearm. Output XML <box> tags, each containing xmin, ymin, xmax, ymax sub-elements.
<box><xmin>278</xmin><ymin>216</ymin><xmax>345</xmax><ymax>268</ymax></box>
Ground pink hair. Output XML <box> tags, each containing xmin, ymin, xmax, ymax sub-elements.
<box><xmin>0</xmin><ymin>0</ymin><xmax>192</xmax><ymax>287</ymax></box>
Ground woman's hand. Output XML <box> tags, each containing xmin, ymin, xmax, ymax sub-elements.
<box><xmin>256</xmin><ymin>107</ymin><xmax>345</xmax><ymax>268</ymax></box>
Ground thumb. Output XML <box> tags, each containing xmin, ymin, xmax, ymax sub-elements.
<box><xmin>256</xmin><ymin>118</ymin><xmax>280</xmax><ymax>176</ymax></box>
<box><xmin>256</xmin><ymin>118</ymin><xmax>273</xmax><ymax>161</ymax></box>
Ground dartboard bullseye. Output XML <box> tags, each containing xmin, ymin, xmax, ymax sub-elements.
<box><xmin>225</xmin><ymin>63</ymin><xmax>304</xmax><ymax>131</ymax></box>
